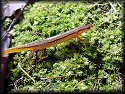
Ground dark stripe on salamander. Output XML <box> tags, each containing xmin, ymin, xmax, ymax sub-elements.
<box><xmin>17</xmin><ymin>25</ymin><xmax>91</xmax><ymax>49</ymax></box>
<box><xmin>22</xmin><ymin>28</ymin><xmax>90</xmax><ymax>49</ymax></box>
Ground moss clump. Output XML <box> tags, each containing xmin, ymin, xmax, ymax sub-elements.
<box><xmin>7</xmin><ymin>1</ymin><xmax>123</xmax><ymax>93</ymax></box>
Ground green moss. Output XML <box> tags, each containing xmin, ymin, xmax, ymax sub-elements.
<box><xmin>7</xmin><ymin>1</ymin><xmax>123</xmax><ymax>92</ymax></box>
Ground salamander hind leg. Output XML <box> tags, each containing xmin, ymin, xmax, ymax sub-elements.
<box><xmin>29</xmin><ymin>49</ymin><xmax>48</xmax><ymax>64</ymax></box>
<box><xmin>35</xmin><ymin>48</ymin><xmax>48</xmax><ymax>63</ymax></box>
<box><xmin>29</xmin><ymin>51</ymin><xmax>34</xmax><ymax>59</ymax></box>
<box><xmin>36</xmin><ymin>56</ymin><xmax>48</xmax><ymax>63</ymax></box>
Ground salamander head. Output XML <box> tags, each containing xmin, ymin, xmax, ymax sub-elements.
<box><xmin>77</xmin><ymin>24</ymin><xmax>92</xmax><ymax>35</ymax></box>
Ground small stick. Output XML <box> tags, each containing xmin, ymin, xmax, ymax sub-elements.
<box><xmin>71</xmin><ymin>79</ymin><xmax>85</xmax><ymax>92</ymax></box>
<box><xmin>93</xmin><ymin>79</ymin><xmax>101</xmax><ymax>91</ymax></box>
<box><xmin>14</xmin><ymin>77</ymin><xmax>23</xmax><ymax>91</ymax></box>
<box><xmin>117</xmin><ymin>2</ymin><xmax>123</xmax><ymax>9</ymax></box>
<box><xmin>71</xmin><ymin>78</ymin><xmax>95</xmax><ymax>92</ymax></box>
<box><xmin>119</xmin><ymin>73</ymin><xmax>125</xmax><ymax>78</ymax></box>
<box><xmin>109</xmin><ymin>1</ymin><xmax>116</xmax><ymax>12</ymax></box>
<box><xmin>92</xmin><ymin>83</ymin><xmax>97</xmax><ymax>91</ymax></box>
<box><xmin>20</xmin><ymin>67</ymin><xmax>35</xmax><ymax>83</ymax></box>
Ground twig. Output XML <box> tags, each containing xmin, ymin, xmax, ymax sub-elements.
<box><xmin>119</xmin><ymin>73</ymin><xmax>125</xmax><ymax>78</ymax></box>
<box><xmin>118</xmin><ymin>75</ymin><xmax>123</xmax><ymax>85</ymax></box>
<box><xmin>8</xmin><ymin>83</ymin><xmax>13</xmax><ymax>87</ymax></box>
<box><xmin>71</xmin><ymin>78</ymin><xmax>95</xmax><ymax>92</ymax></box>
<box><xmin>109</xmin><ymin>1</ymin><xmax>116</xmax><ymax>12</ymax></box>
<box><xmin>7</xmin><ymin>0</ymin><xmax>29</xmax><ymax>32</ymax></box>
<box><xmin>14</xmin><ymin>77</ymin><xmax>23</xmax><ymax>91</ymax></box>
<box><xmin>92</xmin><ymin>83</ymin><xmax>97</xmax><ymax>92</ymax></box>
<box><xmin>92</xmin><ymin>80</ymin><xmax>98</xmax><ymax>92</ymax></box>
<box><xmin>20</xmin><ymin>67</ymin><xmax>35</xmax><ymax>83</ymax></box>
<box><xmin>117</xmin><ymin>2</ymin><xmax>123</xmax><ymax>9</ymax></box>
<box><xmin>71</xmin><ymin>80</ymin><xmax>85</xmax><ymax>92</ymax></box>
<box><xmin>92</xmin><ymin>79</ymin><xmax>101</xmax><ymax>92</ymax></box>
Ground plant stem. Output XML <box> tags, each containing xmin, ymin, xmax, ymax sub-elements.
<box><xmin>20</xmin><ymin>67</ymin><xmax>35</xmax><ymax>83</ymax></box>
<box><xmin>109</xmin><ymin>1</ymin><xmax>116</xmax><ymax>12</ymax></box>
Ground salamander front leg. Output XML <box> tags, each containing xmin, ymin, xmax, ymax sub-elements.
<box><xmin>28</xmin><ymin>49</ymin><xmax>39</xmax><ymax>64</ymax></box>
<box><xmin>29</xmin><ymin>50</ymin><xmax>37</xmax><ymax>59</ymax></box>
